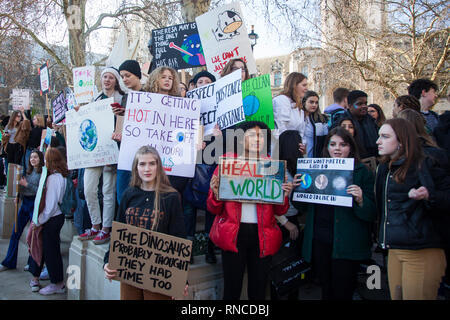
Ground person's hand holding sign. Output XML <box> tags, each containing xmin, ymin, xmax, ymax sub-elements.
<box><xmin>103</xmin><ymin>263</ymin><xmax>118</xmax><ymax>281</ymax></box>
<box><xmin>293</xmin><ymin>173</ymin><xmax>302</xmax><ymax>187</ymax></box>
<box><xmin>210</xmin><ymin>175</ymin><xmax>219</xmax><ymax>199</ymax></box>
<box><xmin>347</xmin><ymin>184</ymin><xmax>363</xmax><ymax>206</ymax></box>
<box><xmin>282</xmin><ymin>174</ymin><xmax>294</xmax><ymax>196</ymax></box>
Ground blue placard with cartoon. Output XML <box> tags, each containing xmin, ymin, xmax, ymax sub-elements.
<box><xmin>293</xmin><ymin>158</ymin><xmax>354</xmax><ymax>207</ymax></box>
<box><xmin>152</xmin><ymin>22</ymin><xmax>205</xmax><ymax>70</ymax></box>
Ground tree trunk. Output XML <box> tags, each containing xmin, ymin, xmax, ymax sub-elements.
<box><xmin>181</xmin><ymin>0</ymin><xmax>211</xmax><ymax>23</ymax></box>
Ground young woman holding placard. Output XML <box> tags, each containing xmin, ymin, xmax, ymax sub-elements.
<box><xmin>292</xmin><ymin>126</ymin><xmax>376</xmax><ymax>300</ymax></box>
<box><xmin>103</xmin><ymin>145</ymin><xmax>187</xmax><ymax>300</ymax></box>
<box><xmin>208</xmin><ymin>121</ymin><xmax>293</xmax><ymax>300</ymax></box>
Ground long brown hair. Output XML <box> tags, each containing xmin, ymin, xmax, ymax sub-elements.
<box><xmin>130</xmin><ymin>146</ymin><xmax>177</xmax><ymax>231</ymax></box>
<box><xmin>45</xmin><ymin>147</ymin><xmax>69</xmax><ymax>177</ymax></box>
<box><xmin>26</xmin><ymin>149</ymin><xmax>45</xmax><ymax>175</ymax></box>
<box><xmin>279</xmin><ymin>72</ymin><xmax>307</xmax><ymax>108</ymax></box>
<box><xmin>6</xmin><ymin>111</ymin><xmax>22</xmax><ymax>129</ymax></box>
<box><xmin>143</xmin><ymin>66</ymin><xmax>180</xmax><ymax>96</ymax></box>
<box><xmin>368</xmin><ymin>104</ymin><xmax>386</xmax><ymax>127</ymax></box>
<box><xmin>381</xmin><ymin>118</ymin><xmax>424</xmax><ymax>183</ymax></box>
<box><xmin>302</xmin><ymin>90</ymin><xmax>327</xmax><ymax>123</ymax></box>
<box><xmin>220</xmin><ymin>58</ymin><xmax>250</xmax><ymax>81</ymax></box>
<box><xmin>323</xmin><ymin>126</ymin><xmax>360</xmax><ymax>163</ymax></box>
<box><xmin>397</xmin><ymin>109</ymin><xmax>438</xmax><ymax>148</ymax></box>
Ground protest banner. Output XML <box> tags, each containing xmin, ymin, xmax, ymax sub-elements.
<box><xmin>195</xmin><ymin>2</ymin><xmax>257</xmax><ymax>78</ymax></box>
<box><xmin>11</xmin><ymin>89</ymin><xmax>31</xmax><ymax>110</ymax></box>
<box><xmin>186</xmin><ymin>69</ymin><xmax>244</xmax><ymax>136</ymax></box>
<box><xmin>6</xmin><ymin>163</ymin><xmax>22</xmax><ymax>198</ymax></box>
<box><xmin>109</xmin><ymin>221</ymin><xmax>192</xmax><ymax>298</ymax></box>
<box><xmin>52</xmin><ymin>91</ymin><xmax>67</xmax><ymax>124</ymax></box>
<box><xmin>39</xmin><ymin>62</ymin><xmax>50</xmax><ymax>95</ymax></box>
<box><xmin>32</xmin><ymin>166</ymin><xmax>47</xmax><ymax>225</ymax></box>
<box><xmin>152</xmin><ymin>22</ymin><xmax>205</xmax><ymax>70</ymax></box>
<box><xmin>292</xmin><ymin>158</ymin><xmax>354</xmax><ymax>207</ymax></box>
<box><xmin>64</xmin><ymin>87</ymin><xmax>77</xmax><ymax>110</ymax></box>
<box><xmin>117</xmin><ymin>91</ymin><xmax>201</xmax><ymax>178</ymax></box>
<box><xmin>242</xmin><ymin>74</ymin><xmax>274</xmax><ymax>129</ymax></box>
<box><xmin>73</xmin><ymin>66</ymin><xmax>96</xmax><ymax>104</ymax></box>
<box><xmin>218</xmin><ymin>157</ymin><xmax>286</xmax><ymax>204</ymax></box>
<box><xmin>65</xmin><ymin>97</ymin><xmax>119</xmax><ymax>170</ymax></box>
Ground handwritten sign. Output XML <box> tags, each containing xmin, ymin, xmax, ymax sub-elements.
<box><xmin>11</xmin><ymin>89</ymin><xmax>31</xmax><ymax>110</ymax></box>
<box><xmin>39</xmin><ymin>63</ymin><xmax>50</xmax><ymax>95</ymax></box>
<box><xmin>64</xmin><ymin>87</ymin><xmax>77</xmax><ymax>110</ymax></box>
<box><xmin>73</xmin><ymin>66</ymin><xmax>96</xmax><ymax>104</ymax></box>
<box><xmin>32</xmin><ymin>166</ymin><xmax>47</xmax><ymax>224</ymax></box>
<box><xmin>66</xmin><ymin>97</ymin><xmax>119</xmax><ymax>170</ymax></box>
<box><xmin>195</xmin><ymin>2</ymin><xmax>257</xmax><ymax>78</ymax></box>
<box><xmin>117</xmin><ymin>92</ymin><xmax>201</xmax><ymax>177</ymax></box>
<box><xmin>152</xmin><ymin>22</ymin><xmax>205</xmax><ymax>70</ymax></box>
<box><xmin>109</xmin><ymin>221</ymin><xmax>192</xmax><ymax>298</ymax></box>
<box><xmin>218</xmin><ymin>157</ymin><xmax>286</xmax><ymax>204</ymax></box>
<box><xmin>292</xmin><ymin>158</ymin><xmax>354</xmax><ymax>207</ymax></box>
<box><xmin>52</xmin><ymin>91</ymin><xmax>67</xmax><ymax>124</ymax></box>
<box><xmin>186</xmin><ymin>69</ymin><xmax>244</xmax><ymax>136</ymax></box>
<box><xmin>242</xmin><ymin>74</ymin><xmax>275</xmax><ymax>129</ymax></box>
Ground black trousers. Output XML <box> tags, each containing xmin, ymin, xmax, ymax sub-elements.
<box><xmin>312</xmin><ymin>239</ymin><xmax>359</xmax><ymax>300</ymax></box>
<box><xmin>6</xmin><ymin>143</ymin><xmax>23</xmax><ymax>165</ymax></box>
<box><xmin>221</xmin><ymin>223</ymin><xmax>271</xmax><ymax>300</ymax></box>
<box><xmin>29</xmin><ymin>214</ymin><xmax>65</xmax><ymax>284</ymax></box>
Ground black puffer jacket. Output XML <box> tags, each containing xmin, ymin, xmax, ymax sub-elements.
<box><xmin>375</xmin><ymin>157</ymin><xmax>450</xmax><ymax>250</ymax></box>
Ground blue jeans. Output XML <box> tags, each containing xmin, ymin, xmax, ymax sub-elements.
<box><xmin>116</xmin><ymin>169</ymin><xmax>131</xmax><ymax>205</ymax></box>
<box><xmin>183</xmin><ymin>201</ymin><xmax>215</xmax><ymax>239</ymax></box>
<box><xmin>1</xmin><ymin>196</ymin><xmax>35</xmax><ymax>269</ymax></box>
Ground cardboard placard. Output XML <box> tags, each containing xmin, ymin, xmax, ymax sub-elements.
<box><xmin>186</xmin><ymin>69</ymin><xmax>244</xmax><ymax>136</ymax></box>
<box><xmin>52</xmin><ymin>91</ymin><xmax>67</xmax><ymax>124</ymax></box>
<box><xmin>73</xmin><ymin>66</ymin><xmax>96</xmax><ymax>104</ymax></box>
<box><xmin>292</xmin><ymin>158</ymin><xmax>354</xmax><ymax>207</ymax></box>
<box><xmin>6</xmin><ymin>163</ymin><xmax>22</xmax><ymax>198</ymax></box>
<box><xmin>152</xmin><ymin>22</ymin><xmax>205</xmax><ymax>70</ymax></box>
<box><xmin>39</xmin><ymin>63</ymin><xmax>50</xmax><ymax>95</ymax></box>
<box><xmin>117</xmin><ymin>91</ymin><xmax>201</xmax><ymax>177</ymax></box>
<box><xmin>65</xmin><ymin>97</ymin><xmax>119</xmax><ymax>170</ymax></box>
<box><xmin>109</xmin><ymin>221</ymin><xmax>192</xmax><ymax>298</ymax></box>
<box><xmin>242</xmin><ymin>74</ymin><xmax>275</xmax><ymax>129</ymax></box>
<box><xmin>11</xmin><ymin>89</ymin><xmax>31</xmax><ymax>110</ymax></box>
<box><xmin>195</xmin><ymin>2</ymin><xmax>257</xmax><ymax>78</ymax></box>
<box><xmin>64</xmin><ymin>87</ymin><xmax>77</xmax><ymax>110</ymax></box>
<box><xmin>218</xmin><ymin>157</ymin><xmax>286</xmax><ymax>204</ymax></box>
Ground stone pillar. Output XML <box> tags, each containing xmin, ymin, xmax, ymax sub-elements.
<box><xmin>0</xmin><ymin>191</ymin><xmax>17</xmax><ymax>239</ymax></box>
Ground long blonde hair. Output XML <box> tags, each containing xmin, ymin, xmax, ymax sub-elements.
<box><xmin>130</xmin><ymin>145</ymin><xmax>177</xmax><ymax>230</ymax></box>
<box><xmin>143</xmin><ymin>66</ymin><xmax>180</xmax><ymax>96</ymax></box>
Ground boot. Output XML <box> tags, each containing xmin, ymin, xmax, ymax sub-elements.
<box><xmin>205</xmin><ymin>239</ymin><xmax>217</xmax><ymax>264</ymax></box>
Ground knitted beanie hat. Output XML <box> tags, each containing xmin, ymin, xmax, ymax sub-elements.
<box><xmin>192</xmin><ymin>70</ymin><xmax>216</xmax><ymax>85</ymax></box>
<box><xmin>118</xmin><ymin>60</ymin><xmax>141</xmax><ymax>79</ymax></box>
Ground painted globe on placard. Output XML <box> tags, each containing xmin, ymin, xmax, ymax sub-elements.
<box><xmin>299</xmin><ymin>173</ymin><xmax>312</xmax><ymax>189</ymax></box>
<box><xmin>243</xmin><ymin>94</ymin><xmax>260</xmax><ymax>116</ymax></box>
<box><xmin>78</xmin><ymin>119</ymin><xmax>98</xmax><ymax>152</ymax></box>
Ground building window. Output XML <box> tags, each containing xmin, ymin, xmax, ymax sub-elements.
<box><xmin>274</xmin><ymin>72</ymin><xmax>282</xmax><ymax>87</ymax></box>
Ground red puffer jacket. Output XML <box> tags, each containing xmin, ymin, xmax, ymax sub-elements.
<box><xmin>207</xmin><ymin>157</ymin><xmax>289</xmax><ymax>258</ymax></box>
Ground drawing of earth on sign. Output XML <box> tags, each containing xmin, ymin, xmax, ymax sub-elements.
<box><xmin>299</xmin><ymin>173</ymin><xmax>312</xmax><ymax>189</ymax></box>
<box><xmin>180</xmin><ymin>34</ymin><xmax>205</xmax><ymax>66</ymax></box>
<box><xmin>78</xmin><ymin>119</ymin><xmax>98</xmax><ymax>152</ymax></box>
<box><xmin>212</xmin><ymin>9</ymin><xmax>243</xmax><ymax>41</ymax></box>
<box><xmin>243</xmin><ymin>93</ymin><xmax>260</xmax><ymax>116</ymax></box>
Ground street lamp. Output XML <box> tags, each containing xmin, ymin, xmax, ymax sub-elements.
<box><xmin>248</xmin><ymin>25</ymin><xmax>259</xmax><ymax>51</ymax></box>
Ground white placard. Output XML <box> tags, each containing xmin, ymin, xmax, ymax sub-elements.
<box><xmin>73</xmin><ymin>66</ymin><xmax>96</xmax><ymax>104</ymax></box>
<box><xmin>39</xmin><ymin>64</ymin><xmax>50</xmax><ymax>94</ymax></box>
<box><xmin>11</xmin><ymin>89</ymin><xmax>31</xmax><ymax>110</ymax></box>
<box><xmin>66</xmin><ymin>98</ymin><xmax>119</xmax><ymax>169</ymax></box>
<box><xmin>117</xmin><ymin>91</ymin><xmax>201</xmax><ymax>178</ymax></box>
<box><xmin>186</xmin><ymin>69</ymin><xmax>244</xmax><ymax>136</ymax></box>
<box><xmin>195</xmin><ymin>2</ymin><xmax>257</xmax><ymax>78</ymax></box>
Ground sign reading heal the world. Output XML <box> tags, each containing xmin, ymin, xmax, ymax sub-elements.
<box><xmin>11</xmin><ymin>89</ymin><xmax>31</xmax><ymax>110</ymax></box>
<box><xmin>242</xmin><ymin>74</ymin><xmax>274</xmax><ymax>129</ymax></box>
<box><xmin>109</xmin><ymin>221</ymin><xmax>192</xmax><ymax>299</ymax></box>
<box><xmin>152</xmin><ymin>22</ymin><xmax>205</xmax><ymax>70</ymax></box>
<box><xmin>66</xmin><ymin>97</ymin><xmax>119</xmax><ymax>170</ymax></box>
<box><xmin>186</xmin><ymin>69</ymin><xmax>244</xmax><ymax>136</ymax></box>
<box><xmin>73</xmin><ymin>66</ymin><xmax>96</xmax><ymax>104</ymax></box>
<box><xmin>195</xmin><ymin>2</ymin><xmax>257</xmax><ymax>78</ymax></box>
<box><xmin>117</xmin><ymin>92</ymin><xmax>201</xmax><ymax>177</ymax></box>
<box><xmin>52</xmin><ymin>91</ymin><xmax>67</xmax><ymax>124</ymax></box>
<box><xmin>218</xmin><ymin>157</ymin><xmax>286</xmax><ymax>204</ymax></box>
<box><xmin>293</xmin><ymin>158</ymin><xmax>354</xmax><ymax>207</ymax></box>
